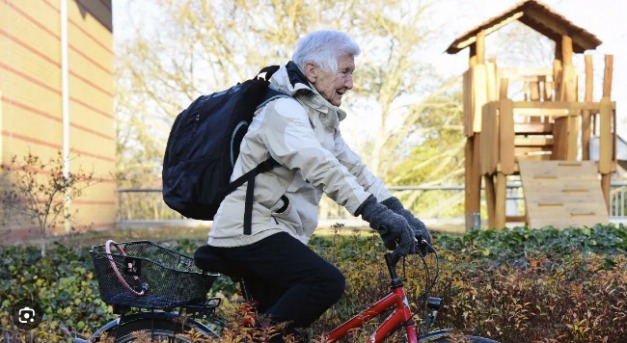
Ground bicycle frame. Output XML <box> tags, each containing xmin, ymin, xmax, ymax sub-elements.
<box><xmin>327</xmin><ymin>284</ymin><xmax>417</xmax><ymax>342</ymax></box>
<box><xmin>326</xmin><ymin>252</ymin><xmax>419</xmax><ymax>343</ymax></box>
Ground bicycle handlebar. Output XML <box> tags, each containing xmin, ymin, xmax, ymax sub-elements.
<box><xmin>386</xmin><ymin>239</ymin><xmax>431</xmax><ymax>266</ymax></box>
<box><xmin>384</xmin><ymin>239</ymin><xmax>436</xmax><ymax>284</ymax></box>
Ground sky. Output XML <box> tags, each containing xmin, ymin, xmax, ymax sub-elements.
<box><xmin>112</xmin><ymin>0</ymin><xmax>627</xmax><ymax>135</ymax></box>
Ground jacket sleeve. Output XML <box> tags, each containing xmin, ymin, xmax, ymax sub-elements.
<box><xmin>258</xmin><ymin>98</ymin><xmax>371</xmax><ymax>215</ymax></box>
<box><xmin>333</xmin><ymin>130</ymin><xmax>393</xmax><ymax>202</ymax></box>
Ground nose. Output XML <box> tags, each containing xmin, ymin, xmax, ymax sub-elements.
<box><xmin>344</xmin><ymin>74</ymin><xmax>353</xmax><ymax>89</ymax></box>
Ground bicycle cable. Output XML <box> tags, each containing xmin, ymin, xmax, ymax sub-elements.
<box><xmin>414</xmin><ymin>241</ymin><xmax>440</xmax><ymax>311</ymax></box>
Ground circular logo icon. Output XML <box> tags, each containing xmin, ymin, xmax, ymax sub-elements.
<box><xmin>12</xmin><ymin>300</ymin><xmax>43</xmax><ymax>330</ymax></box>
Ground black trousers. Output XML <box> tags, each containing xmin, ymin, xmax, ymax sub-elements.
<box><xmin>196</xmin><ymin>232</ymin><xmax>346</xmax><ymax>329</ymax></box>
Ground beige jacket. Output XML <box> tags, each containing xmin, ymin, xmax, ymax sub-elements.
<box><xmin>207</xmin><ymin>62</ymin><xmax>392</xmax><ymax>247</ymax></box>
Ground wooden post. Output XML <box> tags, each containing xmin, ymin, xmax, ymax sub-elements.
<box><xmin>464</xmin><ymin>32</ymin><xmax>488</xmax><ymax>231</ymax></box>
<box><xmin>582</xmin><ymin>55</ymin><xmax>593</xmax><ymax>160</ymax></box>
<box><xmin>552</xmin><ymin>35</ymin><xmax>577</xmax><ymax>160</ymax></box>
<box><xmin>465</xmin><ymin>134</ymin><xmax>483</xmax><ymax>231</ymax></box>
<box><xmin>469</xmin><ymin>44</ymin><xmax>477</xmax><ymax>67</ymax></box>
<box><xmin>465</xmin><ymin>139</ymin><xmax>473</xmax><ymax>216</ymax></box>
<box><xmin>495</xmin><ymin>172</ymin><xmax>506</xmax><ymax>229</ymax></box>
<box><xmin>480</xmin><ymin>103</ymin><xmax>496</xmax><ymax>175</ymax></box>
<box><xmin>603</xmin><ymin>55</ymin><xmax>614</xmax><ymax>97</ymax></box>
<box><xmin>464</xmin><ymin>66</ymin><xmax>481</xmax><ymax>230</ymax></box>
<box><xmin>499</xmin><ymin>99</ymin><xmax>515</xmax><ymax>175</ymax></box>
<box><xmin>472</xmin><ymin>132</ymin><xmax>482</xmax><ymax>227</ymax></box>
<box><xmin>553</xmin><ymin>39</ymin><xmax>563</xmax><ymax>100</ymax></box>
<box><xmin>544</xmin><ymin>74</ymin><xmax>554</xmax><ymax>102</ymax></box>
<box><xmin>485</xmin><ymin>175</ymin><xmax>496</xmax><ymax>228</ymax></box>
<box><xmin>567</xmin><ymin>111</ymin><xmax>580</xmax><ymax>160</ymax></box>
<box><xmin>562</xmin><ymin>36</ymin><xmax>573</xmax><ymax>64</ymax></box>
<box><xmin>599</xmin><ymin>97</ymin><xmax>612</xmax><ymax>211</ymax></box>
<box><xmin>600</xmin><ymin>55</ymin><xmax>614</xmax><ymax>211</ymax></box>
<box><xmin>606</xmin><ymin>55</ymin><xmax>617</xmax><ymax>170</ymax></box>
<box><xmin>562</xmin><ymin>36</ymin><xmax>578</xmax><ymax>161</ymax></box>
<box><xmin>561</xmin><ymin>35</ymin><xmax>575</xmax><ymax>101</ymax></box>
<box><xmin>463</xmin><ymin>69</ymin><xmax>474</xmax><ymax>136</ymax></box>
<box><xmin>528</xmin><ymin>80</ymin><xmax>541</xmax><ymax>122</ymax></box>
<box><xmin>464</xmin><ymin>42</ymin><xmax>477</xmax><ymax>231</ymax></box>
<box><xmin>476</xmin><ymin>31</ymin><xmax>486</xmax><ymax>65</ymax></box>
<box><xmin>496</xmin><ymin>78</ymin><xmax>512</xmax><ymax>230</ymax></box>
<box><xmin>552</xmin><ymin>40</ymin><xmax>563</xmax><ymax>160</ymax></box>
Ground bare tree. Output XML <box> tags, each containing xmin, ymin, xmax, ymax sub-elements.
<box><xmin>1</xmin><ymin>152</ymin><xmax>95</xmax><ymax>257</ymax></box>
<box><xmin>115</xmin><ymin>0</ymin><xmax>448</xmax><ymax>180</ymax></box>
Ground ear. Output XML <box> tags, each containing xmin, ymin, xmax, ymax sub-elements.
<box><xmin>304</xmin><ymin>62</ymin><xmax>318</xmax><ymax>83</ymax></box>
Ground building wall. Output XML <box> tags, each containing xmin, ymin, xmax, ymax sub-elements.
<box><xmin>0</xmin><ymin>0</ymin><xmax>115</xmax><ymax>241</ymax></box>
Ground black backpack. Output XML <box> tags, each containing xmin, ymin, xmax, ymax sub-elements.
<box><xmin>162</xmin><ymin>66</ymin><xmax>286</xmax><ymax>234</ymax></box>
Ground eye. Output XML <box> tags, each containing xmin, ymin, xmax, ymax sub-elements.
<box><xmin>339</xmin><ymin>69</ymin><xmax>352</xmax><ymax>77</ymax></box>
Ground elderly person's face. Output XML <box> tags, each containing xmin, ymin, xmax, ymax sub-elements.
<box><xmin>304</xmin><ymin>54</ymin><xmax>355</xmax><ymax>107</ymax></box>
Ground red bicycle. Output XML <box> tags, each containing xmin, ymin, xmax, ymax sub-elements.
<box><xmin>77</xmin><ymin>240</ymin><xmax>499</xmax><ymax>342</ymax></box>
<box><xmin>233</xmin><ymin>239</ymin><xmax>499</xmax><ymax>343</ymax></box>
<box><xmin>317</xmin><ymin>240</ymin><xmax>498</xmax><ymax>342</ymax></box>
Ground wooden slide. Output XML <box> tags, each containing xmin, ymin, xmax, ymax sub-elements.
<box><xmin>519</xmin><ymin>160</ymin><xmax>609</xmax><ymax>229</ymax></box>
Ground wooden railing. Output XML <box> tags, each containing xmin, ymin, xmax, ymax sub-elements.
<box><xmin>480</xmin><ymin>99</ymin><xmax>617</xmax><ymax>177</ymax></box>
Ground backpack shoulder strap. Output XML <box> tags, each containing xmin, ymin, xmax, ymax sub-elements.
<box><xmin>256</xmin><ymin>65</ymin><xmax>280</xmax><ymax>81</ymax></box>
<box><xmin>226</xmin><ymin>65</ymin><xmax>287</xmax><ymax>235</ymax></box>
<box><xmin>256</xmin><ymin>65</ymin><xmax>288</xmax><ymax>108</ymax></box>
<box><xmin>227</xmin><ymin>157</ymin><xmax>280</xmax><ymax>235</ymax></box>
<box><xmin>257</xmin><ymin>87</ymin><xmax>289</xmax><ymax>110</ymax></box>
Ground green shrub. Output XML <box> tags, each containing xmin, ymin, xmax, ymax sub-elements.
<box><xmin>1</xmin><ymin>224</ymin><xmax>626</xmax><ymax>342</ymax></box>
<box><xmin>0</xmin><ymin>243</ymin><xmax>110</xmax><ymax>342</ymax></box>
<box><xmin>436</xmin><ymin>224</ymin><xmax>627</xmax><ymax>260</ymax></box>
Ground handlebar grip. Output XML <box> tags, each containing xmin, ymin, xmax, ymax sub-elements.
<box><xmin>385</xmin><ymin>250</ymin><xmax>402</xmax><ymax>268</ymax></box>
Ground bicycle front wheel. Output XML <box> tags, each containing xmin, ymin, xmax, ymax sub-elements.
<box><xmin>419</xmin><ymin>329</ymin><xmax>500</xmax><ymax>343</ymax></box>
<box><xmin>427</xmin><ymin>336</ymin><xmax>500</xmax><ymax>343</ymax></box>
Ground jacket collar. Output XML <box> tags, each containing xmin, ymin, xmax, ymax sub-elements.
<box><xmin>286</xmin><ymin>61</ymin><xmax>309</xmax><ymax>90</ymax></box>
<box><xmin>271</xmin><ymin>61</ymin><xmax>347</xmax><ymax>123</ymax></box>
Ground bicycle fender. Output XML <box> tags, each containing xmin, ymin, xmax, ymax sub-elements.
<box><xmin>85</xmin><ymin>312</ymin><xmax>215</xmax><ymax>342</ymax></box>
<box><xmin>418</xmin><ymin>328</ymin><xmax>458</xmax><ymax>342</ymax></box>
<box><xmin>84</xmin><ymin>317</ymin><xmax>121</xmax><ymax>342</ymax></box>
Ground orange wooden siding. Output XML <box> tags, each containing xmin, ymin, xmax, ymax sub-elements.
<box><xmin>0</xmin><ymin>0</ymin><xmax>116</xmax><ymax>239</ymax></box>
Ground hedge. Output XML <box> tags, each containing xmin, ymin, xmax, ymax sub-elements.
<box><xmin>1</xmin><ymin>224</ymin><xmax>625</xmax><ymax>342</ymax></box>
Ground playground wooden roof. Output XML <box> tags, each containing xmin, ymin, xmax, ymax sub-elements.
<box><xmin>446</xmin><ymin>0</ymin><xmax>602</xmax><ymax>55</ymax></box>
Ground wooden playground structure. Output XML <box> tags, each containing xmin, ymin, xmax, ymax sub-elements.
<box><xmin>446</xmin><ymin>0</ymin><xmax>618</xmax><ymax>229</ymax></box>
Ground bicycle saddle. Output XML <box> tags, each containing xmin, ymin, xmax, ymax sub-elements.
<box><xmin>194</xmin><ymin>245</ymin><xmax>243</xmax><ymax>279</ymax></box>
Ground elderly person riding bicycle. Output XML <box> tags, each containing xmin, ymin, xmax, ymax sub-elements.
<box><xmin>195</xmin><ymin>29</ymin><xmax>432</xmax><ymax>342</ymax></box>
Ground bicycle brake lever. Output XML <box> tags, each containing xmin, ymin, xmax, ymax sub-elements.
<box><xmin>418</xmin><ymin>239</ymin><xmax>435</xmax><ymax>254</ymax></box>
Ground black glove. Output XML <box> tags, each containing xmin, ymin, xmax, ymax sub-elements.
<box><xmin>382</xmin><ymin>196</ymin><xmax>432</xmax><ymax>255</ymax></box>
<box><xmin>356</xmin><ymin>195</ymin><xmax>415</xmax><ymax>256</ymax></box>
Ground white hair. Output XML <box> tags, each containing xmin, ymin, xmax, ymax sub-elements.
<box><xmin>292</xmin><ymin>30</ymin><xmax>361</xmax><ymax>73</ymax></box>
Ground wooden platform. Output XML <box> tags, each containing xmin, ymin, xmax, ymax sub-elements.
<box><xmin>519</xmin><ymin>160</ymin><xmax>609</xmax><ymax>229</ymax></box>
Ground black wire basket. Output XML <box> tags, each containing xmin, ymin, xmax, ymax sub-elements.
<box><xmin>91</xmin><ymin>240</ymin><xmax>217</xmax><ymax>309</ymax></box>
